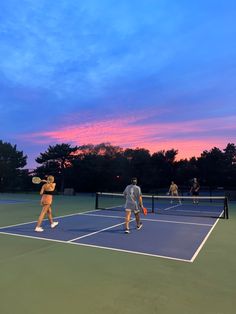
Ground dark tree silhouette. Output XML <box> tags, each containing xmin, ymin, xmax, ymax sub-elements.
<box><xmin>70</xmin><ymin>143</ymin><xmax>124</xmax><ymax>192</ymax></box>
<box><xmin>150</xmin><ymin>149</ymin><xmax>178</xmax><ymax>189</ymax></box>
<box><xmin>0</xmin><ymin>140</ymin><xmax>27</xmax><ymax>191</ymax></box>
<box><xmin>2</xmin><ymin>139</ymin><xmax>235</xmax><ymax>193</ymax></box>
<box><xmin>35</xmin><ymin>143</ymin><xmax>78</xmax><ymax>192</ymax></box>
<box><xmin>198</xmin><ymin>147</ymin><xmax>226</xmax><ymax>187</ymax></box>
<box><xmin>223</xmin><ymin>143</ymin><xmax>236</xmax><ymax>186</ymax></box>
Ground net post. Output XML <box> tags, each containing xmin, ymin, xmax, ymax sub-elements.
<box><xmin>95</xmin><ymin>192</ymin><xmax>99</xmax><ymax>209</ymax></box>
<box><xmin>152</xmin><ymin>195</ymin><xmax>154</xmax><ymax>213</ymax></box>
<box><xmin>224</xmin><ymin>197</ymin><xmax>229</xmax><ymax>219</ymax></box>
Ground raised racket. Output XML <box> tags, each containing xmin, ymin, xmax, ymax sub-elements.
<box><xmin>32</xmin><ymin>177</ymin><xmax>44</xmax><ymax>184</ymax></box>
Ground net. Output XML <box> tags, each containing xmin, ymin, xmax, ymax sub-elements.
<box><xmin>95</xmin><ymin>192</ymin><xmax>229</xmax><ymax>219</ymax></box>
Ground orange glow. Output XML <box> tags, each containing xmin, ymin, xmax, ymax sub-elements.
<box><xmin>21</xmin><ymin>114</ymin><xmax>236</xmax><ymax>160</ymax></box>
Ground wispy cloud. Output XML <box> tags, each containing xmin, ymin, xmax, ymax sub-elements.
<box><xmin>18</xmin><ymin>113</ymin><xmax>236</xmax><ymax>159</ymax></box>
<box><xmin>1</xmin><ymin>0</ymin><xmax>235</xmax><ymax>166</ymax></box>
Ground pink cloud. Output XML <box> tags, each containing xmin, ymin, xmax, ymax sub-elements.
<box><xmin>19</xmin><ymin>114</ymin><xmax>236</xmax><ymax>159</ymax></box>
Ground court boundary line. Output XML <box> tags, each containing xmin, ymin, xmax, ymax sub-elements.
<box><xmin>0</xmin><ymin>209</ymin><xmax>101</xmax><ymax>230</ymax></box>
<box><xmin>0</xmin><ymin>209</ymin><xmax>215</xmax><ymax>230</ymax></box>
<box><xmin>98</xmin><ymin>204</ymin><xmax>223</xmax><ymax>219</ymax></box>
<box><xmin>68</xmin><ymin>219</ymin><xmax>134</xmax><ymax>242</ymax></box>
<box><xmin>0</xmin><ymin>210</ymin><xmax>220</xmax><ymax>263</ymax></box>
<box><xmin>190</xmin><ymin>211</ymin><xmax>223</xmax><ymax>262</ymax></box>
<box><xmin>163</xmin><ymin>204</ymin><xmax>182</xmax><ymax>211</ymax></box>
<box><xmin>158</xmin><ymin>203</ymin><xmax>224</xmax><ymax>216</ymax></box>
<box><xmin>0</xmin><ymin>230</ymin><xmax>192</xmax><ymax>263</ymax></box>
<box><xmin>82</xmin><ymin>212</ymin><xmax>214</xmax><ymax>227</ymax></box>
<box><xmin>71</xmin><ymin>242</ymin><xmax>192</xmax><ymax>263</ymax></box>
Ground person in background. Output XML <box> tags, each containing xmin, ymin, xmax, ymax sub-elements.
<box><xmin>190</xmin><ymin>178</ymin><xmax>200</xmax><ymax>204</ymax></box>
<box><xmin>168</xmin><ymin>181</ymin><xmax>182</xmax><ymax>204</ymax></box>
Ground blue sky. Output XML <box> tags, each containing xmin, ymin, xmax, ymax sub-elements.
<box><xmin>0</xmin><ymin>0</ymin><xmax>235</xmax><ymax>168</ymax></box>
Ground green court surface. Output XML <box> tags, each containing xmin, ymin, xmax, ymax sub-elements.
<box><xmin>0</xmin><ymin>193</ymin><xmax>235</xmax><ymax>314</ymax></box>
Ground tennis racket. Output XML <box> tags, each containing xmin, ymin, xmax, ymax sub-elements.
<box><xmin>32</xmin><ymin>177</ymin><xmax>45</xmax><ymax>184</ymax></box>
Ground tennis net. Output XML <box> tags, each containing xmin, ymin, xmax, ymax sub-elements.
<box><xmin>95</xmin><ymin>192</ymin><xmax>229</xmax><ymax>219</ymax></box>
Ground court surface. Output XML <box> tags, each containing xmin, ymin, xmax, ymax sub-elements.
<box><xmin>0</xmin><ymin>194</ymin><xmax>235</xmax><ymax>314</ymax></box>
<box><xmin>0</xmin><ymin>203</ymin><xmax>222</xmax><ymax>262</ymax></box>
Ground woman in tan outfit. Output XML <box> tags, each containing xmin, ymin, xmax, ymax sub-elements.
<box><xmin>35</xmin><ymin>175</ymin><xmax>59</xmax><ymax>232</ymax></box>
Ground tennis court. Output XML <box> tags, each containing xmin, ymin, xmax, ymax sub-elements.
<box><xmin>0</xmin><ymin>193</ymin><xmax>235</xmax><ymax>314</ymax></box>
<box><xmin>0</xmin><ymin>193</ymin><xmax>228</xmax><ymax>262</ymax></box>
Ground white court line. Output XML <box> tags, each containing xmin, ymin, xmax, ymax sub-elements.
<box><xmin>0</xmin><ymin>209</ymin><xmax>214</xmax><ymax>231</ymax></box>
<box><xmin>163</xmin><ymin>204</ymin><xmax>182</xmax><ymax>211</ymax></box>
<box><xmin>141</xmin><ymin>217</ymin><xmax>213</xmax><ymax>227</ymax></box>
<box><xmin>0</xmin><ymin>231</ymin><xmax>68</xmax><ymax>244</ymax></box>
<box><xmin>0</xmin><ymin>230</ymin><xmax>191</xmax><ymax>263</ymax></box>
<box><xmin>71</xmin><ymin>242</ymin><xmax>192</xmax><ymax>263</ymax></box>
<box><xmin>190</xmin><ymin>211</ymin><xmax>224</xmax><ymax>262</ymax></box>
<box><xmin>82</xmin><ymin>212</ymin><xmax>213</xmax><ymax>227</ymax></box>
<box><xmin>82</xmin><ymin>213</ymin><xmax>125</xmax><ymax>219</ymax></box>
<box><xmin>0</xmin><ymin>209</ymin><xmax>100</xmax><ymax>230</ymax></box>
<box><xmin>0</xmin><ymin>209</ymin><xmax>221</xmax><ymax>263</ymax></box>
<box><xmin>67</xmin><ymin>219</ymin><xmax>135</xmax><ymax>242</ymax></box>
<box><xmin>161</xmin><ymin>204</ymin><xmax>222</xmax><ymax>215</ymax></box>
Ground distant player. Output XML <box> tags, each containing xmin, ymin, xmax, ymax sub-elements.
<box><xmin>190</xmin><ymin>178</ymin><xmax>200</xmax><ymax>204</ymax></box>
<box><xmin>35</xmin><ymin>175</ymin><xmax>59</xmax><ymax>232</ymax></box>
<box><xmin>168</xmin><ymin>181</ymin><xmax>181</xmax><ymax>204</ymax></box>
<box><xmin>123</xmin><ymin>177</ymin><xmax>143</xmax><ymax>234</ymax></box>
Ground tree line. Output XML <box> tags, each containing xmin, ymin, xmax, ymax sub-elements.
<box><xmin>0</xmin><ymin>140</ymin><xmax>236</xmax><ymax>193</ymax></box>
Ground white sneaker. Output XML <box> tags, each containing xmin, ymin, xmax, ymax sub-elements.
<box><xmin>51</xmin><ymin>221</ymin><xmax>59</xmax><ymax>229</ymax></box>
<box><xmin>35</xmin><ymin>226</ymin><xmax>44</xmax><ymax>232</ymax></box>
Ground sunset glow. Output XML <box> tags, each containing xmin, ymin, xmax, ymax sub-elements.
<box><xmin>0</xmin><ymin>1</ymin><xmax>235</xmax><ymax>167</ymax></box>
<box><xmin>20</xmin><ymin>114</ymin><xmax>236</xmax><ymax>160</ymax></box>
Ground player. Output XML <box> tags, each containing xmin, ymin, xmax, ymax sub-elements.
<box><xmin>168</xmin><ymin>181</ymin><xmax>182</xmax><ymax>204</ymax></box>
<box><xmin>123</xmin><ymin>177</ymin><xmax>143</xmax><ymax>234</ymax></box>
<box><xmin>190</xmin><ymin>178</ymin><xmax>200</xmax><ymax>204</ymax></box>
<box><xmin>35</xmin><ymin>175</ymin><xmax>59</xmax><ymax>232</ymax></box>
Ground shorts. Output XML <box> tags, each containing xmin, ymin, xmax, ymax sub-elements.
<box><xmin>125</xmin><ymin>208</ymin><xmax>140</xmax><ymax>214</ymax></box>
<box><xmin>125</xmin><ymin>200</ymin><xmax>140</xmax><ymax>214</ymax></box>
<box><xmin>41</xmin><ymin>194</ymin><xmax>53</xmax><ymax>205</ymax></box>
<box><xmin>192</xmin><ymin>191</ymin><xmax>199</xmax><ymax>196</ymax></box>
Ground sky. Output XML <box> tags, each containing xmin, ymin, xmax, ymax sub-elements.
<box><xmin>0</xmin><ymin>0</ymin><xmax>236</xmax><ymax>169</ymax></box>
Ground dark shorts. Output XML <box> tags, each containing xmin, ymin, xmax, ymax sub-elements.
<box><xmin>192</xmin><ymin>191</ymin><xmax>199</xmax><ymax>196</ymax></box>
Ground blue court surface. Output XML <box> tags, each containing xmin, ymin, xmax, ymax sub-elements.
<box><xmin>0</xmin><ymin>199</ymin><xmax>32</xmax><ymax>204</ymax></box>
<box><xmin>0</xmin><ymin>208</ymin><xmax>221</xmax><ymax>263</ymax></box>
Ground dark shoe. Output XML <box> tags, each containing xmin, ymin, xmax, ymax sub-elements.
<box><xmin>137</xmin><ymin>223</ymin><xmax>143</xmax><ymax>230</ymax></box>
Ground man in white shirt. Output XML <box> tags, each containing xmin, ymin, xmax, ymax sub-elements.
<box><xmin>123</xmin><ymin>177</ymin><xmax>143</xmax><ymax>234</ymax></box>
